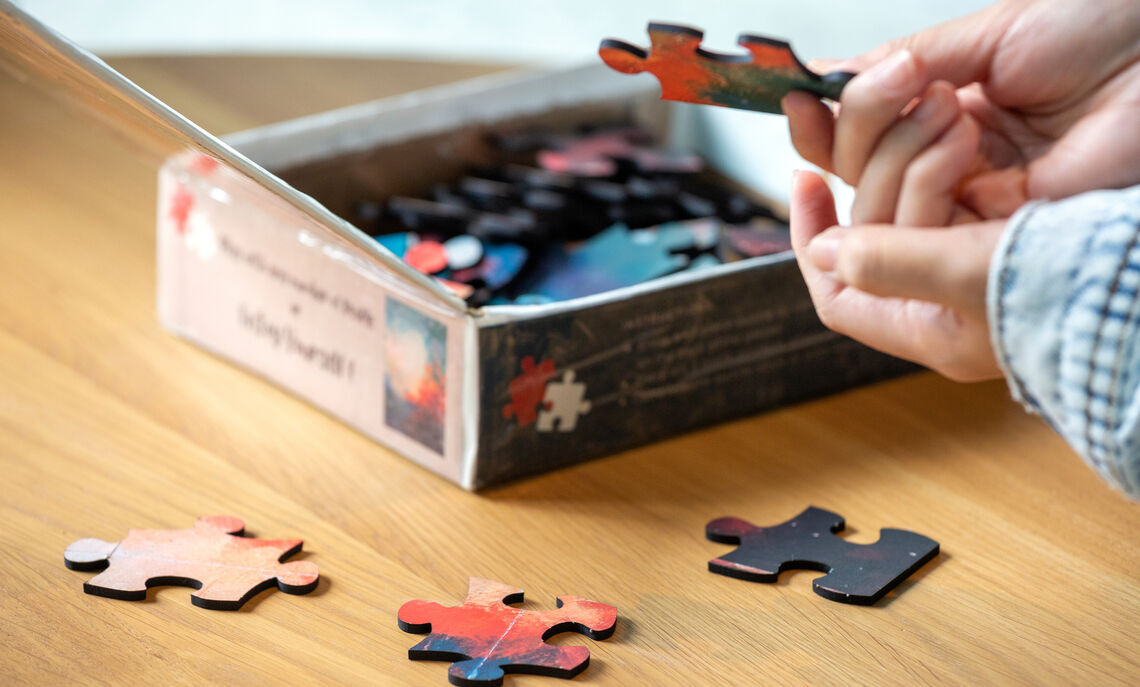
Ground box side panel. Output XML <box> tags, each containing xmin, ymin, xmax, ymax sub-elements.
<box><xmin>475</xmin><ymin>258</ymin><xmax>916</xmax><ymax>488</ymax></box>
<box><xmin>157</xmin><ymin>153</ymin><xmax>470</xmax><ymax>484</ymax></box>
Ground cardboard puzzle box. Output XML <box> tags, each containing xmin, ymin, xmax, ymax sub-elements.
<box><xmin>0</xmin><ymin>4</ymin><xmax>913</xmax><ymax>489</ymax></box>
<box><xmin>153</xmin><ymin>63</ymin><xmax>914</xmax><ymax>489</ymax></box>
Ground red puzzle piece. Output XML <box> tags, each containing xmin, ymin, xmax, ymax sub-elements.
<box><xmin>502</xmin><ymin>356</ymin><xmax>556</xmax><ymax>427</ymax></box>
<box><xmin>600</xmin><ymin>23</ymin><xmax>853</xmax><ymax>114</ymax></box>
<box><xmin>398</xmin><ymin>577</ymin><xmax>617</xmax><ymax>686</ymax></box>
<box><xmin>64</xmin><ymin>515</ymin><xmax>320</xmax><ymax>610</ymax></box>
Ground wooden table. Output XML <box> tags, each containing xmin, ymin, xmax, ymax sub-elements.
<box><xmin>1</xmin><ymin>55</ymin><xmax>1137</xmax><ymax>686</ymax></box>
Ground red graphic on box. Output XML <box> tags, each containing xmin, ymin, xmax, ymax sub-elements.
<box><xmin>189</xmin><ymin>153</ymin><xmax>220</xmax><ymax>176</ymax></box>
<box><xmin>169</xmin><ymin>183</ymin><xmax>194</xmax><ymax>235</ymax></box>
<box><xmin>502</xmin><ymin>356</ymin><xmax>556</xmax><ymax>427</ymax></box>
<box><xmin>398</xmin><ymin>577</ymin><xmax>617</xmax><ymax>686</ymax></box>
<box><xmin>63</xmin><ymin>515</ymin><xmax>320</xmax><ymax>610</ymax></box>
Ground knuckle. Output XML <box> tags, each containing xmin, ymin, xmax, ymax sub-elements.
<box><xmin>813</xmin><ymin>299</ymin><xmax>837</xmax><ymax>329</ymax></box>
<box><xmin>812</xmin><ymin>300</ymin><xmax>848</xmax><ymax>338</ymax></box>
<box><xmin>837</xmin><ymin>233</ymin><xmax>884</xmax><ymax>289</ymax></box>
<box><xmin>901</xmin><ymin>156</ymin><xmax>940</xmax><ymax>192</ymax></box>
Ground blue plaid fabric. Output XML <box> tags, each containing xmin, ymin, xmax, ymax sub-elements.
<box><xmin>989</xmin><ymin>184</ymin><xmax>1140</xmax><ymax>497</ymax></box>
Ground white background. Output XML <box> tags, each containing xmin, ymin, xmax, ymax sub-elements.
<box><xmin>16</xmin><ymin>1</ymin><xmax>992</xmax><ymax>64</ymax></box>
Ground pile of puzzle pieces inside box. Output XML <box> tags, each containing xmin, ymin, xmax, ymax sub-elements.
<box><xmin>351</xmin><ymin>125</ymin><xmax>793</xmax><ymax>307</ymax></box>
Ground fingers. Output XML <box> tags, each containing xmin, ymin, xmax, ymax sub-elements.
<box><xmin>789</xmin><ymin>170</ymin><xmax>841</xmax><ymax>298</ymax></box>
<box><xmin>806</xmin><ymin>220</ymin><xmax>1005</xmax><ymax>311</ymax></box>
<box><xmin>832</xmin><ymin>50</ymin><xmax>927</xmax><ymax>186</ymax></box>
<box><xmin>851</xmin><ymin>81</ymin><xmax>960</xmax><ymax>224</ymax></box>
<box><xmin>959</xmin><ymin>167</ymin><xmax>1029</xmax><ymax>219</ymax></box>
<box><xmin>895</xmin><ymin>113</ymin><xmax>980</xmax><ymax>225</ymax></box>
<box><xmin>791</xmin><ymin>171</ymin><xmax>1003</xmax><ymax>382</ymax></box>
<box><xmin>783</xmin><ymin>91</ymin><xmax>836</xmax><ymax>173</ymax></box>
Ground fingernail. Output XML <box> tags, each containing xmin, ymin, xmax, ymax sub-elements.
<box><xmin>792</xmin><ymin>169</ymin><xmax>811</xmax><ymax>191</ymax></box>
<box><xmin>911</xmin><ymin>84</ymin><xmax>950</xmax><ymax>122</ymax></box>
<box><xmin>808</xmin><ymin>232</ymin><xmax>840</xmax><ymax>273</ymax></box>
<box><xmin>864</xmin><ymin>50</ymin><xmax>916</xmax><ymax>96</ymax></box>
<box><xmin>780</xmin><ymin>93</ymin><xmax>797</xmax><ymax>115</ymax></box>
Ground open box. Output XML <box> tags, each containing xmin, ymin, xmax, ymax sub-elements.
<box><xmin>1</xmin><ymin>3</ymin><xmax>912</xmax><ymax>489</ymax></box>
<box><xmin>157</xmin><ymin>64</ymin><xmax>913</xmax><ymax>489</ymax></box>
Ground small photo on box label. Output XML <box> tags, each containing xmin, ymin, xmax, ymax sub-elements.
<box><xmin>384</xmin><ymin>296</ymin><xmax>447</xmax><ymax>455</ymax></box>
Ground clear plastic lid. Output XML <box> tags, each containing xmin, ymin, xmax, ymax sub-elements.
<box><xmin>0</xmin><ymin>1</ymin><xmax>467</xmax><ymax>312</ymax></box>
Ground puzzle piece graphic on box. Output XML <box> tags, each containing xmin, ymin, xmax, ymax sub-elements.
<box><xmin>503</xmin><ymin>356</ymin><xmax>557</xmax><ymax>427</ymax></box>
<box><xmin>600</xmin><ymin>23</ymin><xmax>854</xmax><ymax>114</ymax></box>
<box><xmin>706</xmin><ymin>506</ymin><xmax>939</xmax><ymax>605</ymax></box>
<box><xmin>537</xmin><ymin>371</ymin><xmax>591</xmax><ymax>432</ymax></box>
<box><xmin>398</xmin><ymin>577</ymin><xmax>617</xmax><ymax>686</ymax></box>
<box><xmin>64</xmin><ymin>515</ymin><xmax>320</xmax><ymax>610</ymax></box>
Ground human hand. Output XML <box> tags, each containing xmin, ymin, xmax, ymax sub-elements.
<box><xmin>789</xmin><ymin>170</ymin><xmax>1004</xmax><ymax>381</ymax></box>
<box><xmin>783</xmin><ymin>0</ymin><xmax>1140</xmax><ymax>224</ymax></box>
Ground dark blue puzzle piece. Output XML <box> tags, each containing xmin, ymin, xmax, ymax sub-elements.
<box><xmin>706</xmin><ymin>506</ymin><xmax>939</xmax><ymax>605</ymax></box>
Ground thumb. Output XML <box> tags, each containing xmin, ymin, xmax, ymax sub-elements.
<box><xmin>807</xmin><ymin>220</ymin><xmax>1006</xmax><ymax>310</ymax></box>
<box><xmin>832</xmin><ymin>4</ymin><xmax>1016</xmax><ymax>86</ymax></box>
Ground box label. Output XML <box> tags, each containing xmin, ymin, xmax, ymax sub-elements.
<box><xmin>157</xmin><ymin>155</ymin><xmax>466</xmax><ymax>482</ymax></box>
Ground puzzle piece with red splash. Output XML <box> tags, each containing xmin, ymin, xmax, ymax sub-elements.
<box><xmin>398</xmin><ymin>577</ymin><xmax>617</xmax><ymax>686</ymax></box>
<box><xmin>600</xmin><ymin>23</ymin><xmax>854</xmax><ymax>114</ymax></box>
<box><xmin>502</xmin><ymin>356</ymin><xmax>556</xmax><ymax>427</ymax></box>
<box><xmin>537</xmin><ymin>370</ymin><xmax>591</xmax><ymax>432</ymax></box>
<box><xmin>64</xmin><ymin>515</ymin><xmax>320</xmax><ymax>610</ymax></box>
<box><xmin>706</xmin><ymin>506</ymin><xmax>939</xmax><ymax>605</ymax></box>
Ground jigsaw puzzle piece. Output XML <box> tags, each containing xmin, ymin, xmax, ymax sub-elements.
<box><xmin>518</xmin><ymin>223</ymin><xmax>690</xmax><ymax>301</ymax></box>
<box><xmin>64</xmin><ymin>515</ymin><xmax>320</xmax><ymax>610</ymax></box>
<box><xmin>706</xmin><ymin>507</ymin><xmax>939</xmax><ymax>605</ymax></box>
<box><xmin>600</xmin><ymin>23</ymin><xmax>854</xmax><ymax>114</ymax></box>
<box><xmin>398</xmin><ymin>577</ymin><xmax>617</xmax><ymax>686</ymax></box>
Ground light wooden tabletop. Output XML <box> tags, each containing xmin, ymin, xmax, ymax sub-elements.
<box><xmin>1</xmin><ymin>55</ymin><xmax>1137</xmax><ymax>686</ymax></box>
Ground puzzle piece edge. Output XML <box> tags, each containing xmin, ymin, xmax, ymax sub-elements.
<box><xmin>706</xmin><ymin>507</ymin><xmax>940</xmax><ymax>605</ymax></box>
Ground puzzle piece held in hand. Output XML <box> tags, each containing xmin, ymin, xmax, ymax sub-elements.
<box><xmin>537</xmin><ymin>371</ymin><xmax>592</xmax><ymax>432</ymax></box>
<box><xmin>706</xmin><ymin>506</ymin><xmax>939</xmax><ymax>605</ymax></box>
<box><xmin>398</xmin><ymin>577</ymin><xmax>617</xmax><ymax>686</ymax></box>
<box><xmin>503</xmin><ymin>356</ymin><xmax>557</xmax><ymax>427</ymax></box>
<box><xmin>600</xmin><ymin>23</ymin><xmax>854</xmax><ymax>114</ymax></box>
<box><xmin>64</xmin><ymin>515</ymin><xmax>320</xmax><ymax>610</ymax></box>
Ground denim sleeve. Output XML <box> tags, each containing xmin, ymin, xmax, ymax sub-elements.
<box><xmin>988</xmin><ymin>184</ymin><xmax>1140</xmax><ymax>497</ymax></box>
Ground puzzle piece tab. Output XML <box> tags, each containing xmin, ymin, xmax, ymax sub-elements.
<box><xmin>706</xmin><ymin>506</ymin><xmax>938</xmax><ymax>605</ymax></box>
<box><xmin>64</xmin><ymin>515</ymin><xmax>320</xmax><ymax>610</ymax></box>
<box><xmin>503</xmin><ymin>356</ymin><xmax>557</xmax><ymax>427</ymax></box>
<box><xmin>537</xmin><ymin>370</ymin><xmax>591</xmax><ymax>432</ymax></box>
<box><xmin>398</xmin><ymin>577</ymin><xmax>617</xmax><ymax>686</ymax></box>
<box><xmin>600</xmin><ymin>23</ymin><xmax>854</xmax><ymax>114</ymax></box>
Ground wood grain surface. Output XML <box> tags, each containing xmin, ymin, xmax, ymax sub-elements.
<box><xmin>1</xmin><ymin>55</ymin><xmax>1137</xmax><ymax>686</ymax></box>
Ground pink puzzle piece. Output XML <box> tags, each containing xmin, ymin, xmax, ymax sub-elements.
<box><xmin>398</xmin><ymin>577</ymin><xmax>617</xmax><ymax>686</ymax></box>
<box><xmin>64</xmin><ymin>515</ymin><xmax>320</xmax><ymax>610</ymax></box>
